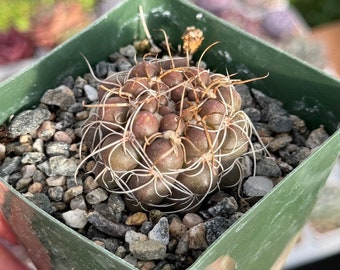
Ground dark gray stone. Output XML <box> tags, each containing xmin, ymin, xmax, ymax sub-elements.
<box><xmin>8</xmin><ymin>108</ymin><xmax>51</xmax><ymax>137</ymax></box>
<box><xmin>27</xmin><ymin>192</ymin><xmax>55</xmax><ymax>214</ymax></box>
<box><xmin>40</xmin><ymin>85</ymin><xmax>76</xmax><ymax>108</ymax></box>
<box><xmin>244</xmin><ymin>107</ymin><xmax>261</xmax><ymax>122</ymax></box>
<box><xmin>0</xmin><ymin>156</ymin><xmax>21</xmax><ymax>177</ymax></box>
<box><xmin>119</xmin><ymin>45</ymin><xmax>137</xmax><ymax>58</ymax></box>
<box><xmin>140</xmin><ymin>221</ymin><xmax>154</xmax><ymax>235</ymax></box>
<box><xmin>68</xmin><ymin>102</ymin><xmax>84</xmax><ymax>113</ymax></box>
<box><xmin>148</xmin><ymin>217</ymin><xmax>170</xmax><ymax>246</ymax></box>
<box><xmin>243</xmin><ymin>176</ymin><xmax>274</xmax><ymax>197</ymax></box>
<box><xmin>268</xmin><ymin>115</ymin><xmax>293</xmax><ymax>133</ymax></box>
<box><xmin>208</xmin><ymin>196</ymin><xmax>238</xmax><ymax>217</ymax></box>
<box><xmin>235</xmin><ymin>84</ymin><xmax>252</xmax><ymax>109</ymax></box>
<box><xmin>251</xmin><ymin>88</ymin><xmax>281</xmax><ymax>109</ymax></box>
<box><xmin>256</xmin><ymin>158</ymin><xmax>281</xmax><ymax>178</ymax></box>
<box><xmin>205</xmin><ymin>217</ymin><xmax>232</xmax><ymax>245</ymax></box>
<box><xmin>48</xmin><ymin>186</ymin><xmax>64</xmax><ymax>202</ymax></box>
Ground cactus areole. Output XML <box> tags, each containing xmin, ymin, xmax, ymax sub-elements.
<box><xmin>77</xmin><ymin>26</ymin><xmax>263</xmax><ymax>213</ymax></box>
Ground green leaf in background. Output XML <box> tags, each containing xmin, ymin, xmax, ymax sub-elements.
<box><xmin>0</xmin><ymin>0</ymin><xmax>97</xmax><ymax>32</ymax></box>
<box><xmin>290</xmin><ymin>0</ymin><xmax>340</xmax><ymax>26</ymax></box>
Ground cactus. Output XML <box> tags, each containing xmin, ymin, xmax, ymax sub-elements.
<box><xmin>76</xmin><ymin>26</ymin><xmax>264</xmax><ymax>213</ymax></box>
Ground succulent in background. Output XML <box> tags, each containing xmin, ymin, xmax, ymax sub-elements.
<box><xmin>77</xmin><ymin>26</ymin><xmax>264</xmax><ymax>213</ymax></box>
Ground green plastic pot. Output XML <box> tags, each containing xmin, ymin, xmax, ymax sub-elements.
<box><xmin>0</xmin><ymin>0</ymin><xmax>340</xmax><ymax>269</ymax></box>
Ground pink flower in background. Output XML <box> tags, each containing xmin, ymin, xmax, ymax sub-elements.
<box><xmin>0</xmin><ymin>28</ymin><xmax>34</xmax><ymax>64</ymax></box>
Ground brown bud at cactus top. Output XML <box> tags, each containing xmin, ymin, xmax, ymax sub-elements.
<box><xmin>182</xmin><ymin>26</ymin><xmax>204</xmax><ymax>55</ymax></box>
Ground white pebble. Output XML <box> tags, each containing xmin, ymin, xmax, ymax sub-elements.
<box><xmin>62</xmin><ymin>209</ymin><xmax>88</xmax><ymax>229</ymax></box>
<box><xmin>84</xmin><ymin>84</ymin><xmax>98</xmax><ymax>102</ymax></box>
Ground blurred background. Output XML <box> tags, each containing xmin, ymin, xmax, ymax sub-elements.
<box><xmin>0</xmin><ymin>0</ymin><xmax>339</xmax><ymax>81</ymax></box>
<box><xmin>0</xmin><ymin>0</ymin><xmax>339</xmax><ymax>269</ymax></box>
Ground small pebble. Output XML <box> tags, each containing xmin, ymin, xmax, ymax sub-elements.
<box><xmin>83</xmin><ymin>176</ymin><xmax>99</xmax><ymax>193</ymax></box>
<box><xmin>87</xmin><ymin>211</ymin><xmax>133</xmax><ymax>237</ymax></box>
<box><xmin>108</xmin><ymin>193</ymin><xmax>125</xmax><ymax>213</ymax></box>
<box><xmin>14</xmin><ymin>143</ymin><xmax>33</xmax><ymax>155</ymax></box>
<box><xmin>119</xmin><ymin>44</ymin><xmax>137</xmax><ymax>58</ymax></box>
<box><xmin>244</xmin><ymin>107</ymin><xmax>261</xmax><ymax>122</ymax></box>
<box><xmin>70</xmin><ymin>195</ymin><xmax>87</xmax><ymax>211</ymax></box>
<box><xmin>93</xmin><ymin>237</ymin><xmax>119</xmax><ymax>253</ymax></box>
<box><xmin>48</xmin><ymin>186</ymin><xmax>64</xmax><ymax>201</ymax></box>
<box><xmin>62</xmin><ymin>75</ymin><xmax>74</xmax><ymax>89</ymax></box>
<box><xmin>84</xmin><ymin>84</ymin><xmax>98</xmax><ymax>102</ymax></box>
<box><xmin>305</xmin><ymin>126</ymin><xmax>329</xmax><ymax>149</ymax></box>
<box><xmin>268</xmin><ymin>133</ymin><xmax>292</xmax><ymax>152</ymax></box>
<box><xmin>205</xmin><ymin>217</ymin><xmax>233</xmax><ymax>245</ymax></box>
<box><xmin>0</xmin><ymin>156</ymin><xmax>21</xmax><ymax>177</ymax></box>
<box><xmin>53</xmin><ymin>131</ymin><xmax>73</xmax><ymax>144</ymax></box>
<box><xmin>136</xmin><ymin>261</ymin><xmax>156</xmax><ymax>270</ymax></box>
<box><xmin>115</xmin><ymin>246</ymin><xmax>127</xmax><ymax>258</ymax></box>
<box><xmin>75</xmin><ymin>110</ymin><xmax>90</xmax><ymax>121</ymax></box>
<box><xmin>49</xmin><ymin>156</ymin><xmax>78</xmax><ymax>176</ymax></box>
<box><xmin>243</xmin><ymin>176</ymin><xmax>274</xmax><ymax>197</ymax></box>
<box><xmin>123</xmin><ymin>254</ymin><xmax>138</xmax><ymax>267</ymax></box>
<box><xmin>63</xmin><ymin>185</ymin><xmax>84</xmax><ymax>203</ymax></box>
<box><xmin>251</xmin><ymin>88</ymin><xmax>279</xmax><ymax>109</ymax></box>
<box><xmin>188</xmin><ymin>223</ymin><xmax>208</xmax><ymax>250</ymax></box>
<box><xmin>125</xmin><ymin>212</ymin><xmax>148</xmax><ymax>226</ymax></box>
<box><xmin>16</xmin><ymin>177</ymin><xmax>32</xmax><ymax>190</ymax></box>
<box><xmin>32</xmin><ymin>138</ymin><xmax>44</xmax><ymax>152</ymax></box>
<box><xmin>32</xmin><ymin>169</ymin><xmax>46</xmax><ymax>183</ymax></box>
<box><xmin>62</xmin><ymin>209</ymin><xmax>88</xmax><ymax>229</ymax></box>
<box><xmin>21</xmin><ymin>152</ymin><xmax>46</xmax><ymax>164</ymax></box>
<box><xmin>27</xmin><ymin>193</ymin><xmax>55</xmax><ymax>214</ymax></box>
<box><xmin>45</xmin><ymin>141</ymin><xmax>70</xmax><ymax>157</ymax></box>
<box><xmin>85</xmin><ymin>188</ymin><xmax>108</xmax><ymax>205</ymax></box>
<box><xmin>36</xmin><ymin>161</ymin><xmax>52</xmax><ymax>176</ymax></box>
<box><xmin>182</xmin><ymin>213</ymin><xmax>204</xmax><ymax>228</ymax></box>
<box><xmin>40</xmin><ymin>85</ymin><xmax>76</xmax><ymax>109</ymax></box>
<box><xmin>148</xmin><ymin>217</ymin><xmax>170</xmax><ymax>246</ymax></box>
<box><xmin>256</xmin><ymin>157</ymin><xmax>281</xmax><ymax>178</ymax></box>
<box><xmin>28</xmin><ymin>182</ymin><xmax>43</xmax><ymax>194</ymax></box>
<box><xmin>37</xmin><ymin>121</ymin><xmax>56</xmax><ymax>141</ymax></box>
<box><xmin>74</xmin><ymin>76</ymin><xmax>87</xmax><ymax>89</ymax></box>
<box><xmin>175</xmin><ymin>233</ymin><xmax>189</xmax><ymax>255</ymax></box>
<box><xmin>46</xmin><ymin>175</ymin><xmax>66</xmax><ymax>187</ymax></box>
<box><xmin>0</xmin><ymin>143</ymin><xmax>6</xmax><ymax>160</ymax></box>
<box><xmin>235</xmin><ymin>84</ymin><xmax>252</xmax><ymax>108</ymax></box>
<box><xmin>19</xmin><ymin>135</ymin><xmax>33</xmax><ymax>144</ymax></box>
<box><xmin>268</xmin><ymin>115</ymin><xmax>293</xmax><ymax>133</ymax></box>
<box><xmin>21</xmin><ymin>164</ymin><xmax>36</xmax><ymax>178</ymax></box>
<box><xmin>140</xmin><ymin>221</ymin><xmax>154</xmax><ymax>235</ymax></box>
<box><xmin>8</xmin><ymin>108</ymin><xmax>51</xmax><ymax>137</ymax></box>
<box><xmin>207</xmin><ymin>196</ymin><xmax>238</xmax><ymax>217</ymax></box>
<box><xmin>125</xmin><ymin>230</ymin><xmax>148</xmax><ymax>243</ymax></box>
<box><xmin>169</xmin><ymin>217</ymin><xmax>187</xmax><ymax>240</ymax></box>
<box><xmin>129</xmin><ymin>240</ymin><xmax>167</xmax><ymax>260</ymax></box>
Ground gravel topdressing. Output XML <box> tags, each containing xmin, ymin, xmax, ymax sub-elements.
<box><xmin>0</xmin><ymin>42</ymin><xmax>330</xmax><ymax>270</ymax></box>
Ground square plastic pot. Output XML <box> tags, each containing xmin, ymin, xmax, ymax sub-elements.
<box><xmin>0</xmin><ymin>0</ymin><xmax>340</xmax><ymax>269</ymax></box>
